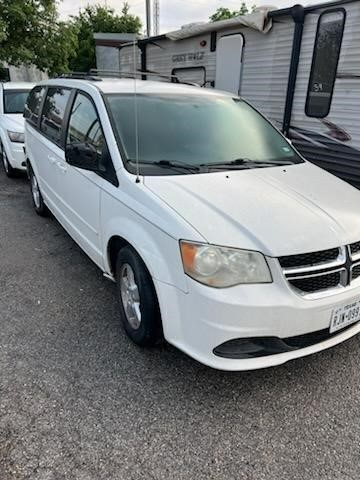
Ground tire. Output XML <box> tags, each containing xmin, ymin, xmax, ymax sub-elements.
<box><xmin>1</xmin><ymin>141</ymin><xmax>16</xmax><ymax>178</ymax></box>
<box><xmin>116</xmin><ymin>246</ymin><xmax>163</xmax><ymax>347</ymax></box>
<box><xmin>28</xmin><ymin>164</ymin><xmax>48</xmax><ymax>216</ymax></box>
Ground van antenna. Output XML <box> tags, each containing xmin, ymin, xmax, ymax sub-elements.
<box><xmin>133</xmin><ymin>40</ymin><xmax>140</xmax><ymax>183</ymax></box>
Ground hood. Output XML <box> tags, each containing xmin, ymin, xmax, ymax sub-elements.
<box><xmin>144</xmin><ymin>162</ymin><xmax>360</xmax><ymax>257</ymax></box>
<box><xmin>2</xmin><ymin>114</ymin><xmax>25</xmax><ymax>132</ymax></box>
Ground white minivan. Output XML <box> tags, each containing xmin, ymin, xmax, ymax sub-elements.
<box><xmin>24</xmin><ymin>76</ymin><xmax>360</xmax><ymax>371</ymax></box>
<box><xmin>0</xmin><ymin>82</ymin><xmax>35</xmax><ymax>176</ymax></box>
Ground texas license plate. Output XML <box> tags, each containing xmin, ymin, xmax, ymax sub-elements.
<box><xmin>330</xmin><ymin>300</ymin><xmax>360</xmax><ymax>334</ymax></box>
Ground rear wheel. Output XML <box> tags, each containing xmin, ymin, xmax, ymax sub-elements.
<box><xmin>1</xmin><ymin>142</ymin><xmax>16</xmax><ymax>178</ymax></box>
<box><xmin>116</xmin><ymin>246</ymin><xmax>163</xmax><ymax>347</ymax></box>
<box><xmin>28</xmin><ymin>165</ymin><xmax>48</xmax><ymax>216</ymax></box>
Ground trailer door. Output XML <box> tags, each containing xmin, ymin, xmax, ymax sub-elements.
<box><xmin>215</xmin><ymin>34</ymin><xmax>244</xmax><ymax>94</ymax></box>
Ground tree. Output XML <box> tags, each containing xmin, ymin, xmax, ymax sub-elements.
<box><xmin>0</xmin><ymin>0</ymin><xmax>77</xmax><ymax>76</ymax></box>
<box><xmin>210</xmin><ymin>3</ymin><xmax>256</xmax><ymax>22</ymax></box>
<box><xmin>69</xmin><ymin>3</ymin><xmax>142</xmax><ymax>73</ymax></box>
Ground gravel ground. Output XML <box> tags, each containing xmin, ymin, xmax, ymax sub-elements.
<box><xmin>0</xmin><ymin>171</ymin><xmax>359</xmax><ymax>480</ymax></box>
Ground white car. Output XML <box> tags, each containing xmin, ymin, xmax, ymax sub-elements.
<box><xmin>24</xmin><ymin>76</ymin><xmax>360</xmax><ymax>371</ymax></box>
<box><xmin>0</xmin><ymin>82</ymin><xmax>35</xmax><ymax>176</ymax></box>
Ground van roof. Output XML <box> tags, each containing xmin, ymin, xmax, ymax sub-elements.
<box><xmin>38</xmin><ymin>77</ymin><xmax>233</xmax><ymax>97</ymax></box>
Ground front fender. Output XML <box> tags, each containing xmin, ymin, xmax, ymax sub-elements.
<box><xmin>103</xmin><ymin>215</ymin><xmax>189</xmax><ymax>294</ymax></box>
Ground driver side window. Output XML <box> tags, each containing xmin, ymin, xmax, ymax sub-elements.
<box><xmin>67</xmin><ymin>92</ymin><xmax>117</xmax><ymax>185</ymax></box>
<box><xmin>67</xmin><ymin>93</ymin><xmax>104</xmax><ymax>154</ymax></box>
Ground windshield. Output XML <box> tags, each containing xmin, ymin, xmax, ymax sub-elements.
<box><xmin>4</xmin><ymin>90</ymin><xmax>31</xmax><ymax>114</ymax></box>
<box><xmin>106</xmin><ymin>93</ymin><xmax>303</xmax><ymax>175</ymax></box>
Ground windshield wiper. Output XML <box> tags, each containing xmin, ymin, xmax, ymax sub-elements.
<box><xmin>200</xmin><ymin>158</ymin><xmax>294</xmax><ymax>170</ymax></box>
<box><xmin>201</xmin><ymin>158</ymin><xmax>251</xmax><ymax>168</ymax></box>
<box><xmin>127</xmin><ymin>159</ymin><xmax>200</xmax><ymax>172</ymax></box>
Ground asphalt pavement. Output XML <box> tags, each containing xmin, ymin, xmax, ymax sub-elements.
<box><xmin>0</xmin><ymin>171</ymin><xmax>359</xmax><ymax>480</ymax></box>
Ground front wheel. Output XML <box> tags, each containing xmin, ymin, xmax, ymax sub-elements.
<box><xmin>1</xmin><ymin>142</ymin><xmax>16</xmax><ymax>178</ymax></box>
<box><xmin>116</xmin><ymin>246</ymin><xmax>163</xmax><ymax>347</ymax></box>
<box><xmin>28</xmin><ymin>165</ymin><xmax>48</xmax><ymax>216</ymax></box>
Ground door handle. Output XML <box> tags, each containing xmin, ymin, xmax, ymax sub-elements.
<box><xmin>57</xmin><ymin>162</ymin><xmax>67</xmax><ymax>173</ymax></box>
<box><xmin>48</xmin><ymin>155</ymin><xmax>56</xmax><ymax>165</ymax></box>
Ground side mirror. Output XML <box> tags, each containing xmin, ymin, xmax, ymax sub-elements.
<box><xmin>65</xmin><ymin>142</ymin><xmax>99</xmax><ymax>172</ymax></box>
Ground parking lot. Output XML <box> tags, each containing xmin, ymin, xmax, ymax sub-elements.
<box><xmin>0</xmin><ymin>171</ymin><xmax>359</xmax><ymax>480</ymax></box>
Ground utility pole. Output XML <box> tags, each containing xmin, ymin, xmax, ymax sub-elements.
<box><xmin>153</xmin><ymin>0</ymin><xmax>160</xmax><ymax>36</ymax></box>
<box><xmin>146</xmin><ymin>0</ymin><xmax>152</xmax><ymax>37</ymax></box>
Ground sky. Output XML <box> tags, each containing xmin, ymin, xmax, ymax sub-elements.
<box><xmin>58</xmin><ymin>0</ymin><xmax>301</xmax><ymax>33</ymax></box>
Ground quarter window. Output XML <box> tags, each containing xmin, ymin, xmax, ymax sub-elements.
<box><xmin>40</xmin><ymin>87</ymin><xmax>71</xmax><ymax>145</ymax></box>
<box><xmin>24</xmin><ymin>86</ymin><xmax>46</xmax><ymax>126</ymax></box>
<box><xmin>305</xmin><ymin>9</ymin><xmax>346</xmax><ymax>118</ymax></box>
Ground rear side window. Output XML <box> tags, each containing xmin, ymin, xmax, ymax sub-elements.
<box><xmin>24</xmin><ymin>86</ymin><xmax>46</xmax><ymax>125</ymax></box>
<box><xmin>305</xmin><ymin>9</ymin><xmax>346</xmax><ymax>118</ymax></box>
<box><xmin>40</xmin><ymin>87</ymin><xmax>71</xmax><ymax>146</ymax></box>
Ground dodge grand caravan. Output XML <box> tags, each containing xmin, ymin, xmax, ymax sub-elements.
<box><xmin>0</xmin><ymin>82</ymin><xmax>35</xmax><ymax>176</ymax></box>
<box><xmin>24</xmin><ymin>76</ymin><xmax>360</xmax><ymax>371</ymax></box>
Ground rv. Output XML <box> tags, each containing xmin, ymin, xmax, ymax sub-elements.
<box><xmin>96</xmin><ymin>0</ymin><xmax>360</xmax><ymax>189</ymax></box>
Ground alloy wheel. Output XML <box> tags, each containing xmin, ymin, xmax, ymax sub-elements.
<box><xmin>120</xmin><ymin>263</ymin><xmax>142</xmax><ymax>330</ymax></box>
<box><xmin>1</xmin><ymin>146</ymin><xmax>9</xmax><ymax>174</ymax></box>
<box><xmin>31</xmin><ymin>173</ymin><xmax>41</xmax><ymax>209</ymax></box>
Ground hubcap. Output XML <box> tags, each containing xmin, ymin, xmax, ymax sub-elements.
<box><xmin>120</xmin><ymin>263</ymin><xmax>141</xmax><ymax>330</ymax></box>
<box><xmin>31</xmin><ymin>173</ymin><xmax>41</xmax><ymax>209</ymax></box>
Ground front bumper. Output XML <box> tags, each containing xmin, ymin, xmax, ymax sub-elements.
<box><xmin>154</xmin><ymin>269</ymin><xmax>360</xmax><ymax>371</ymax></box>
<box><xmin>6</xmin><ymin>142</ymin><xmax>26</xmax><ymax>170</ymax></box>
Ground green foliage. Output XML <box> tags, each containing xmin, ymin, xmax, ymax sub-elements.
<box><xmin>0</xmin><ymin>0</ymin><xmax>77</xmax><ymax>76</ymax></box>
<box><xmin>69</xmin><ymin>3</ymin><xmax>142</xmax><ymax>73</ymax></box>
<box><xmin>210</xmin><ymin>3</ymin><xmax>256</xmax><ymax>22</ymax></box>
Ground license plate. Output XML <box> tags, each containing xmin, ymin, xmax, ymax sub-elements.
<box><xmin>330</xmin><ymin>300</ymin><xmax>360</xmax><ymax>334</ymax></box>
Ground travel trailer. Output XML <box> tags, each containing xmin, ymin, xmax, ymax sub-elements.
<box><xmin>96</xmin><ymin>0</ymin><xmax>360</xmax><ymax>189</ymax></box>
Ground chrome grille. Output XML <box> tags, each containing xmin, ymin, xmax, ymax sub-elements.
<box><xmin>279</xmin><ymin>248</ymin><xmax>339</xmax><ymax>269</ymax></box>
<box><xmin>350</xmin><ymin>241</ymin><xmax>360</xmax><ymax>259</ymax></box>
<box><xmin>280</xmin><ymin>244</ymin><xmax>360</xmax><ymax>298</ymax></box>
<box><xmin>352</xmin><ymin>263</ymin><xmax>360</xmax><ymax>281</ymax></box>
<box><xmin>288</xmin><ymin>271</ymin><xmax>342</xmax><ymax>294</ymax></box>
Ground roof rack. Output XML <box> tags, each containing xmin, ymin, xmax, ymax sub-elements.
<box><xmin>57</xmin><ymin>69</ymin><xmax>200</xmax><ymax>87</ymax></box>
<box><xmin>57</xmin><ymin>72</ymin><xmax>103</xmax><ymax>81</ymax></box>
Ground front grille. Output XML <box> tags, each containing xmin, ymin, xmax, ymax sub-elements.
<box><xmin>279</xmin><ymin>248</ymin><xmax>339</xmax><ymax>269</ymax></box>
<box><xmin>350</xmin><ymin>241</ymin><xmax>360</xmax><ymax>257</ymax></box>
<box><xmin>288</xmin><ymin>271</ymin><xmax>341</xmax><ymax>294</ymax></box>
<box><xmin>352</xmin><ymin>264</ymin><xmax>360</xmax><ymax>281</ymax></box>
<box><xmin>279</xmin><ymin>243</ymin><xmax>360</xmax><ymax>297</ymax></box>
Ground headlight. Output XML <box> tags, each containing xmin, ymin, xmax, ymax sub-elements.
<box><xmin>180</xmin><ymin>241</ymin><xmax>272</xmax><ymax>287</ymax></box>
<box><xmin>7</xmin><ymin>131</ymin><xmax>24</xmax><ymax>143</ymax></box>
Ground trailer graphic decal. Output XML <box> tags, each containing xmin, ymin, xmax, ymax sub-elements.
<box><xmin>172</xmin><ymin>52</ymin><xmax>205</xmax><ymax>63</ymax></box>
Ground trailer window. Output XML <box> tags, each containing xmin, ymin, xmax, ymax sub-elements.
<box><xmin>306</xmin><ymin>9</ymin><xmax>346</xmax><ymax>118</ymax></box>
<box><xmin>172</xmin><ymin>67</ymin><xmax>206</xmax><ymax>87</ymax></box>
